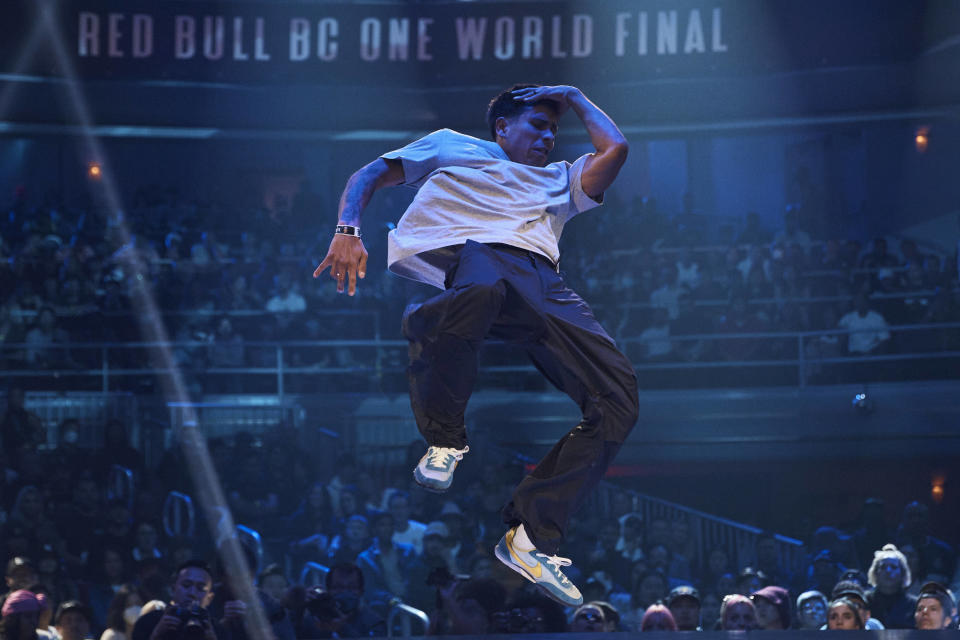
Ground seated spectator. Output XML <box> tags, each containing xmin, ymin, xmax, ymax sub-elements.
<box><xmin>750</xmin><ymin>585</ymin><xmax>790</xmax><ymax>630</ymax></box>
<box><xmin>265</xmin><ymin>272</ymin><xmax>306</xmax><ymax>314</ymax></box>
<box><xmin>327</xmin><ymin>515</ymin><xmax>371</xmax><ymax>567</ymax></box>
<box><xmin>131</xmin><ymin>559</ymin><xmax>221</xmax><ymax>640</ymax></box>
<box><xmin>637</xmin><ymin>308</ymin><xmax>673</xmax><ymax>362</ymax></box>
<box><xmin>666</xmin><ymin>585</ymin><xmax>701</xmax><ymax>631</ymax></box>
<box><xmin>831</xmin><ymin>580</ymin><xmax>884</xmax><ymax>629</ymax></box>
<box><xmin>570</xmin><ymin>601</ymin><xmax>609</xmax><ymax>633</ymax></box>
<box><xmin>640</xmin><ymin>603</ymin><xmax>677</xmax><ymax>631</ymax></box>
<box><xmin>714</xmin><ymin>294</ymin><xmax>769</xmax><ymax>361</ymax></box>
<box><xmin>618</xmin><ymin>571</ymin><xmax>668</xmax><ymax>631</ymax></box>
<box><xmin>298</xmin><ymin>563</ymin><xmax>385</xmax><ymax>639</ymax></box>
<box><xmin>895</xmin><ymin>501</ymin><xmax>957</xmax><ymax>584</ymax></box>
<box><xmin>207</xmin><ymin>317</ymin><xmax>245</xmax><ymax>368</ymax></box>
<box><xmin>795</xmin><ymin>590</ymin><xmax>827</xmax><ymax>629</ymax></box>
<box><xmin>735</xmin><ymin>567</ymin><xmax>766</xmax><ymax>596</ymax></box>
<box><xmin>859</xmin><ymin>237</ymin><xmax>901</xmax><ymax>291</ymax></box>
<box><xmin>491</xmin><ymin>591</ymin><xmax>567</xmax><ymax>634</ymax></box>
<box><xmin>827</xmin><ymin>597</ymin><xmax>865</xmax><ymax>629</ymax></box>
<box><xmin>101</xmin><ymin>584</ymin><xmax>144</xmax><ymax>640</ymax></box>
<box><xmin>387</xmin><ymin>491</ymin><xmax>426</xmax><ymax>555</ymax></box>
<box><xmin>256</xmin><ymin>566</ymin><xmax>288</xmax><ymax>605</ymax></box>
<box><xmin>1</xmin><ymin>388</ymin><xmax>46</xmax><ymax>461</ymax></box>
<box><xmin>431</xmin><ymin>577</ymin><xmax>506</xmax><ymax>635</ymax></box>
<box><xmin>355</xmin><ymin>511</ymin><xmax>416</xmax><ymax>605</ymax></box>
<box><xmin>838</xmin><ymin>292</ymin><xmax>891</xmax><ymax>354</ymax></box>
<box><xmin>867</xmin><ymin>544</ymin><xmax>917</xmax><ymax>629</ymax></box>
<box><xmin>914</xmin><ymin>581</ymin><xmax>957</xmax><ymax>630</ymax></box>
<box><xmin>615</xmin><ymin>513</ymin><xmax>645</xmax><ymax>563</ymax></box>
<box><xmin>1</xmin><ymin>589</ymin><xmax>44</xmax><ymax>640</ymax></box>
<box><xmin>720</xmin><ymin>594</ymin><xmax>757</xmax><ymax>631</ymax></box>
<box><xmin>737</xmin><ymin>211</ymin><xmax>772</xmax><ymax>246</ymax></box>
<box><xmin>24</xmin><ymin>306</ymin><xmax>74</xmax><ymax>368</ymax></box>
<box><xmin>54</xmin><ymin>601</ymin><xmax>92</xmax><ymax>640</ymax></box>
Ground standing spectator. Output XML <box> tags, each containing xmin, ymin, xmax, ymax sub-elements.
<box><xmin>838</xmin><ymin>293</ymin><xmax>891</xmax><ymax>355</ymax></box>
<box><xmin>867</xmin><ymin>544</ymin><xmax>917</xmax><ymax>629</ymax></box>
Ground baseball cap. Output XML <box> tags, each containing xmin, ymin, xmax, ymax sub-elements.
<box><xmin>916</xmin><ymin>582</ymin><xmax>956</xmax><ymax>614</ymax></box>
<box><xmin>5</xmin><ymin>557</ymin><xmax>34</xmax><ymax>576</ymax></box>
<box><xmin>667</xmin><ymin>585</ymin><xmax>700</xmax><ymax>606</ymax></box>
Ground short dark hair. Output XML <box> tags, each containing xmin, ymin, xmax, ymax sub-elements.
<box><xmin>172</xmin><ymin>559</ymin><xmax>213</xmax><ymax>584</ymax></box>
<box><xmin>55</xmin><ymin>600</ymin><xmax>91</xmax><ymax>626</ymax></box>
<box><xmin>485</xmin><ymin>83</ymin><xmax>549</xmax><ymax>141</ymax></box>
<box><xmin>326</xmin><ymin>563</ymin><xmax>364</xmax><ymax>592</ymax></box>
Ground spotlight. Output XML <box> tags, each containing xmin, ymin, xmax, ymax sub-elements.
<box><xmin>852</xmin><ymin>391</ymin><xmax>874</xmax><ymax>415</ymax></box>
<box><xmin>87</xmin><ymin>161</ymin><xmax>102</xmax><ymax>180</ymax></box>
<box><xmin>914</xmin><ymin>126</ymin><xmax>929</xmax><ymax>153</ymax></box>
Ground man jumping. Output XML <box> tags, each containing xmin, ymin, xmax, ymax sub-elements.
<box><xmin>314</xmin><ymin>84</ymin><xmax>639</xmax><ymax>606</ymax></box>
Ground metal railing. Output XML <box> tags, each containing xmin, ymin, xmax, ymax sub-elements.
<box><xmin>2</xmin><ymin>321</ymin><xmax>957</xmax><ymax>392</ymax></box>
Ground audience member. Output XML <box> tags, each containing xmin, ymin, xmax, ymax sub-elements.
<box><xmin>131</xmin><ymin>560</ymin><xmax>220</xmax><ymax>640</ymax></box>
<box><xmin>795</xmin><ymin>590</ymin><xmax>827</xmax><ymax>630</ymax></box>
<box><xmin>750</xmin><ymin>585</ymin><xmax>790</xmax><ymax>630</ymax></box>
<box><xmin>100</xmin><ymin>585</ymin><xmax>144</xmax><ymax>640</ymax></box>
<box><xmin>640</xmin><ymin>603</ymin><xmax>677</xmax><ymax>631</ymax></box>
<box><xmin>867</xmin><ymin>544</ymin><xmax>918</xmax><ymax>629</ymax></box>
<box><xmin>719</xmin><ymin>594</ymin><xmax>757</xmax><ymax>631</ymax></box>
<box><xmin>838</xmin><ymin>292</ymin><xmax>891</xmax><ymax>355</ymax></box>
<box><xmin>54</xmin><ymin>601</ymin><xmax>93</xmax><ymax>640</ymax></box>
<box><xmin>827</xmin><ymin>597</ymin><xmax>865</xmax><ymax>630</ymax></box>
<box><xmin>914</xmin><ymin>581</ymin><xmax>957</xmax><ymax>630</ymax></box>
<box><xmin>1</xmin><ymin>590</ymin><xmax>45</xmax><ymax>640</ymax></box>
<box><xmin>665</xmin><ymin>585</ymin><xmax>701</xmax><ymax>631</ymax></box>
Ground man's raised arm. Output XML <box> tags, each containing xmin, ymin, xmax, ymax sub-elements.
<box><xmin>313</xmin><ymin>157</ymin><xmax>405</xmax><ymax>296</ymax></box>
<box><xmin>512</xmin><ymin>85</ymin><xmax>628</xmax><ymax>198</ymax></box>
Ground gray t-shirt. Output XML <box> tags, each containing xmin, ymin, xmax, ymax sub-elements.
<box><xmin>381</xmin><ymin>128</ymin><xmax>602</xmax><ymax>289</ymax></box>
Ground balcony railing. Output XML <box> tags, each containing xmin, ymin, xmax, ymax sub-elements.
<box><xmin>2</xmin><ymin>320</ymin><xmax>958</xmax><ymax>394</ymax></box>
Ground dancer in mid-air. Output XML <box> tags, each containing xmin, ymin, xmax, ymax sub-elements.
<box><xmin>314</xmin><ymin>84</ymin><xmax>638</xmax><ymax>606</ymax></box>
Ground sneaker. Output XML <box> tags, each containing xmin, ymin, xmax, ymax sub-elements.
<box><xmin>494</xmin><ymin>526</ymin><xmax>583</xmax><ymax>606</ymax></box>
<box><xmin>413</xmin><ymin>445</ymin><xmax>469</xmax><ymax>492</ymax></box>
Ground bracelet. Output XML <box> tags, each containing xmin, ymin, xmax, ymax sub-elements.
<box><xmin>335</xmin><ymin>224</ymin><xmax>361</xmax><ymax>238</ymax></box>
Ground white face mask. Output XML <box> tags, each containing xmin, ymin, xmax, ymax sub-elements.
<box><xmin>123</xmin><ymin>606</ymin><xmax>141</xmax><ymax>626</ymax></box>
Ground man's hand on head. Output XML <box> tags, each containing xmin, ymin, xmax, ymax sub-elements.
<box><xmin>511</xmin><ymin>85</ymin><xmax>579</xmax><ymax>115</ymax></box>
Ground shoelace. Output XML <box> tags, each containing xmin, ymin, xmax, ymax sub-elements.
<box><xmin>536</xmin><ymin>553</ymin><xmax>573</xmax><ymax>584</ymax></box>
<box><xmin>427</xmin><ymin>445</ymin><xmax>469</xmax><ymax>467</ymax></box>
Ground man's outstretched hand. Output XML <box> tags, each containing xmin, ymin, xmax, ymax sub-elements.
<box><xmin>313</xmin><ymin>234</ymin><xmax>368</xmax><ymax>296</ymax></box>
<box><xmin>511</xmin><ymin>85</ymin><xmax>580</xmax><ymax>115</ymax></box>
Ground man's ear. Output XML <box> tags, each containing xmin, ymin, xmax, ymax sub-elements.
<box><xmin>495</xmin><ymin>116</ymin><xmax>509</xmax><ymax>139</ymax></box>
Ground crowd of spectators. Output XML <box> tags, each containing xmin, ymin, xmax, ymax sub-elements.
<box><xmin>1</xmin><ymin>185</ymin><xmax>959</xmax><ymax>392</ymax></box>
<box><xmin>2</xmin><ymin>389</ymin><xmax>959</xmax><ymax>637</ymax></box>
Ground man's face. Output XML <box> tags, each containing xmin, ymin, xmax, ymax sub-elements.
<box><xmin>56</xmin><ymin>610</ymin><xmax>90</xmax><ymax>640</ymax></box>
<box><xmin>916</xmin><ymin>597</ymin><xmax>950</xmax><ymax>630</ymax></box>
<box><xmin>571</xmin><ymin>605</ymin><xmax>605</xmax><ymax>632</ymax></box>
<box><xmin>388</xmin><ymin>496</ymin><xmax>409</xmax><ymax>526</ymax></box>
<box><xmin>328</xmin><ymin>570</ymin><xmax>362</xmax><ymax>597</ymax></box>
<box><xmin>722</xmin><ymin>602</ymin><xmax>757</xmax><ymax>631</ymax></box>
<box><xmin>798</xmin><ymin>599</ymin><xmax>826</xmax><ymax>629</ymax></box>
<box><xmin>171</xmin><ymin>567</ymin><xmax>213</xmax><ymax>608</ymax></box>
<box><xmin>496</xmin><ymin>103</ymin><xmax>559</xmax><ymax>167</ymax></box>
<box><xmin>374</xmin><ymin>516</ymin><xmax>394</xmax><ymax>541</ymax></box>
<box><xmin>669</xmin><ymin>598</ymin><xmax>701</xmax><ymax>630</ymax></box>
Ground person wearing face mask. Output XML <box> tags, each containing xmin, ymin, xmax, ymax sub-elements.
<box><xmin>101</xmin><ymin>585</ymin><xmax>145</xmax><ymax>640</ymax></box>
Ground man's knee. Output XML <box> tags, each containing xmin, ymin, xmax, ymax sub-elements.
<box><xmin>452</xmin><ymin>280</ymin><xmax>506</xmax><ymax>307</ymax></box>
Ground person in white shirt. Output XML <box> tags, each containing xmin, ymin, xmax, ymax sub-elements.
<box><xmin>313</xmin><ymin>84</ymin><xmax>638</xmax><ymax>607</ymax></box>
<box><xmin>838</xmin><ymin>293</ymin><xmax>891</xmax><ymax>354</ymax></box>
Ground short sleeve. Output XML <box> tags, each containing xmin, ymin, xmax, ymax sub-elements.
<box><xmin>567</xmin><ymin>154</ymin><xmax>604</xmax><ymax>216</ymax></box>
<box><xmin>380</xmin><ymin>129</ymin><xmax>454</xmax><ymax>188</ymax></box>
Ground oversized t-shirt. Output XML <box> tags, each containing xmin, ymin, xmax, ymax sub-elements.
<box><xmin>381</xmin><ymin>128</ymin><xmax>601</xmax><ymax>289</ymax></box>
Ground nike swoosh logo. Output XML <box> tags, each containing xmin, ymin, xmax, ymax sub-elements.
<box><xmin>506</xmin><ymin>529</ymin><xmax>541</xmax><ymax>578</ymax></box>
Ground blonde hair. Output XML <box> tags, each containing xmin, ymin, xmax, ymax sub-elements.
<box><xmin>867</xmin><ymin>544</ymin><xmax>911</xmax><ymax>589</ymax></box>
